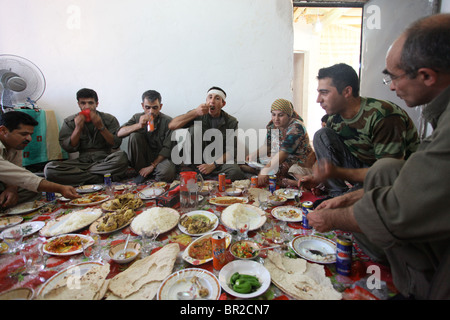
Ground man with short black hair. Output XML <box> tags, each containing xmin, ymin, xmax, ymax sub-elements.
<box><xmin>118</xmin><ymin>90</ymin><xmax>176</xmax><ymax>183</ymax></box>
<box><xmin>44</xmin><ymin>88</ymin><xmax>129</xmax><ymax>185</ymax></box>
<box><xmin>301</xmin><ymin>63</ymin><xmax>419</xmax><ymax>198</ymax></box>
<box><xmin>0</xmin><ymin>111</ymin><xmax>78</xmax><ymax>208</ymax></box>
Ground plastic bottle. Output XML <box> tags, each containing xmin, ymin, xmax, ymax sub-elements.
<box><xmin>104</xmin><ymin>173</ymin><xmax>115</xmax><ymax>198</ymax></box>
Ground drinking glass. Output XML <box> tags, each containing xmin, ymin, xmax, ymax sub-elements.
<box><xmin>258</xmin><ymin>192</ymin><xmax>268</xmax><ymax>210</ymax></box>
<box><xmin>141</xmin><ymin>227</ymin><xmax>160</xmax><ymax>256</ymax></box>
<box><xmin>272</xmin><ymin>220</ymin><xmax>287</xmax><ymax>245</ymax></box>
<box><xmin>22</xmin><ymin>240</ymin><xmax>46</xmax><ymax>281</ymax></box>
<box><xmin>3</xmin><ymin>227</ymin><xmax>24</xmax><ymax>253</ymax></box>
<box><xmin>208</xmin><ymin>181</ymin><xmax>218</xmax><ymax>199</ymax></box>
<box><xmin>235</xmin><ymin>214</ymin><xmax>250</xmax><ymax>240</ymax></box>
<box><xmin>83</xmin><ymin>236</ymin><xmax>102</xmax><ymax>261</ymax></box>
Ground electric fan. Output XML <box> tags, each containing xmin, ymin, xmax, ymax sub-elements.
<box><xmin>0</xmin><ymin>54</ymin><xmax>46</xmax><ymax>113</ymax></box>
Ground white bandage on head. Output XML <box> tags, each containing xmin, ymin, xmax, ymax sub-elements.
<box><xmin>207</xmin><ymin>89</ymin><xmax>226</xmax><ymax>102</ymax></box>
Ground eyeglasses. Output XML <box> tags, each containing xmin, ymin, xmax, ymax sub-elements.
<box><xmin>382</xmin><ymin>72</ymin><xmax>409</xmax><ymax>85</ymax></box>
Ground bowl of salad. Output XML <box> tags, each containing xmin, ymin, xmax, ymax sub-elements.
<box><xmin>230</xmin><ymin>240</ymin><xmax>260</xmax><ymax>260</ymax></box>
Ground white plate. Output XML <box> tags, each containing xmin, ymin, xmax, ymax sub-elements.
<box><xmin>290</xmin><ymin>235</ymin><xmax>336</xmax><ymax>264</ymax></box>
<box><xmin>246</xmin><ymin>161</ymin><xmax>265</xmax><ymax>169</ymax></box>
<box><xmin>113</xmin><ymin>184</ymin><xmax>132</xmax><ymax>191</ymax></box>
<box><xmin>218</xmin><ymin>260</ymin><xmax>271</xmax><ymax>299</ymax></box>
<box><xmin>43</xmin><ymin>233</ymin><xmax>94</xmax><ymax>256</ymax></box>
<box><xmin>39</xmin><ymin>208</ymin><xmax>102</xmax><ymax>237</ymax></box>
<box><xmin>0</xmin><ymin>216</ymin><xmax>23</xmax><ymax>231</ymax></box>
<box><xmin>5</xmin><ymin>201</ymin><xmax>45</xmax><ymax>215</ymax></box>
<box><xmin>36</xmin><ymin>262</ymin><xmax>102</xmax><ymax>298</ymax></box>
<box><xmin>0</xmin><ymin>221</ymin><xmax>45</xmax><ymax>239</ymax></box>
<box><xmin>178</xmin><ymin>210</ymin><xmax>219</xmax><ymax>236</ymax></box>
<box><xmin>138</xmin><ymin>187</ymin><xmax>165</xmax><ymax>200</ymax></box>
<box><xmin>274</xmin><ymin>188</ymin><xmax>302</xmax><ymax>200</ymax></box>
<box><xmin>271</xmin><ymin>206</ymin><xmax>303</xmax><ymax>222</ymax></box>
<box><xmin>130</xmin><ymin>207</ymin><xmax>180</xmax><ymax>235</ymax></box>
<box><xmin>221</xmin><ymin>204</ymin><xmax>267</xmax><ymax>231</ymax></box>
<box><xmin>209</xmin><ymin>196</ymin><xmax>248</xmax><ymax>207</ymax></box>
<box><xmin>68</xmin><ymin>195</ymin><xmax>110</xmax><ymax>206</ymax></box>
<box><xmin>156</xmin><ymin>268</ymin><xmax>221</xmax><ymax>300</ymax></box>
<box><xmin>182</xmin><ymin>231</ymin><xmax>231</xmax><ymax>265</ymax></box>
<box><xmin>76</xmin><ymin>184</ymin><xmax>103</xmax><ymax>193</ymax></box>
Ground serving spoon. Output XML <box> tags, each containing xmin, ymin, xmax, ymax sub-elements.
<box><xmin>118</xmin><ymin>234</ymin><xmax>130</xmax><ymax>259</ymax></box>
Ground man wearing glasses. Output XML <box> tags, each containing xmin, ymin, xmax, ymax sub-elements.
<box><xmin>44</xmin><ymin>88</ymin><xmax>129</xmax><ymax>185</ymax></box>
<box><xmin>300</xmin><ymin>63</ymin><xmax>419</xmax><ymax>205</ymax></box>
<box><xmin>118</xmin><ymin>90</ymin><xmax>176</xmax><ymax>183</ymax></box>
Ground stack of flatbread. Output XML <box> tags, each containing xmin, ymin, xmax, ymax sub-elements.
<box><xmin>39</xmin><ymin>243</ymin><xmax>180</xmax><ymax>300</ymax></box>
<box><xmin>106</xmin><ymin>243</ymin><xmax>179</xmax><ymax>299</ymax></box>
<box><xmin>264</xmin><ymin>251</ymin><xmax>342</xmax><ymax>300</ymax></box>
<box><xmin>40</xmin><ymin>263</ymin><xmax>111</xmax><ymax>300</ymax></box>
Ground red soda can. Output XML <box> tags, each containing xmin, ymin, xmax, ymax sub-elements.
<box><xmin>211</xmin><ymin>232</ymin><xmax>227</xmax><ymax>270</ymax></box>
<box><xmin>336</xmin><ymin>234</ymin><xmax>353</xmax><ymax>276</ymax></box>
<box><xmin>218</xmin><ymin>173</ymin><xmax>226</xmax><ymax>192</ymax></box>
<box><xmin>251</xmin><ymin>176</ymin><xmax>258</xmax><ymax>188</ymax></box>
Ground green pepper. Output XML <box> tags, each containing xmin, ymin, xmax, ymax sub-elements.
<box><xmin>233</xmin><ymin>279</ymin><xmax>252</xmax><ymax>294</ymax></box>
<box><xmin>238</xmin><ymin>275</ymin><xmax>261</xmax><ymax>288</ymax></box>
<box><xmin>230</xmin><ymin>272</ymin><xmax>240</xmax><ymax>285</ymax></box>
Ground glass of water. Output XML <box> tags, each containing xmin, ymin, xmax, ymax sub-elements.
<box><xmin>3</xmin><ymin>227</ymin><xmax>24</xmax><ymax>253</ymax></box>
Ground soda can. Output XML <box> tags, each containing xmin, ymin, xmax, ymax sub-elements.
<box><xmin>336</xmin><ymin>234</ymin><xmax>353</xmax><ymax>276</ymax></box>
<box><xmin>46</xmin><ymin>192</ymin><xmax>56</xmax><ymax>201</ymax></box>
<box><xmin>269</xmin><ymin>175</ymin><xmax>276</xmax><ymax>193</ymax></box>
<box><xmin>251</xmin><ymin>176</ymin><xmax>258</xmax><ymax>188</ymax></box>
<box><xmin>218</xmin><ymin>173</ymin><xmax>226</xmax><ymax>192</ymax></box>
<box><xmin>211</xmin><ymin>233</ymin><xmax>227</xmax><ymax>270</ymax></box>
<box><xmin>301</xmin><ymin>201</ymin><xmax>313</xmax><ymax>229</ymax></box>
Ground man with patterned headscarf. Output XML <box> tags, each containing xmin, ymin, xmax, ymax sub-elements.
<box><xmin>247</xmin><ymin>98</ymin><xmax>315</xmax><ymax>187</ymax></box>
<box><xmin>301</xmin><ymin>63</ymin><xmax>419</xmax><ymax>202</ymax></box>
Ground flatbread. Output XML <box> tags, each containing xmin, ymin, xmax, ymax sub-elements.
<box><xmin>264</xmin><ymin>251</ymin><xmax>342</xmax><ymax>300</ymax></box>
<box><xmin>107</xmin><ymin>243</ymin><xmax>179</xmax><ymax>299</ymax></box>
<box><xmin>42</xmin><ymin>263</ymin><xmax>111</xmax><ymax>300</ymax></box>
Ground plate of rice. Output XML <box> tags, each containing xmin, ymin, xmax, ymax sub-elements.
<box><xmin>39</xmin><ymin>208</ymin><xmax>103</xmax><ymax>237</ymax></box>
<box><xmin>130</xmin><ymin>207</ymin><xmax>180</xmax><ymax>235</ymax></box>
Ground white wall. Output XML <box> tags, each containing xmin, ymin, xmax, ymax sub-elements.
<box><xmin>0</xmin><ymin>0</ymin><xmax>294</xmax><ymax>151</ymax></box>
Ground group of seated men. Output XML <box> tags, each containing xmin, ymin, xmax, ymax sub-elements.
<box><xmin>1</xmin><ymin>63</ymin><xmax>420</xmax><ymax>210</ymax></box>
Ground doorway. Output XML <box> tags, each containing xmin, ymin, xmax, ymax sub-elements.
<box><xmin>292</xmin><ymin>5</ymin><xmax>363</xmax><ymax>140</ymax></box>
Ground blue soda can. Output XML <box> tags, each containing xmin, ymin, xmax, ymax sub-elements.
<box><xmin>301</xmin><ymin>201</ymin><xmax>313</xmax><ymax>229</ymax></box>
<box><xmin>269</xmin><ymin>175</ymin><xmax>276</xmax><ymax>193</ymax></box>
<box><xmin>46</xmin><ymin>192</ymin><xmax>56</xmax><ymax>201</ymax></box>
<box><xmin>336</xmin><ymin>234</ymin><xmax>353</xmax><ymax>276</ymax></box>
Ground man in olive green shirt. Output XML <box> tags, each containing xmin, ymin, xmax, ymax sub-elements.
<box><xmin>44</xmin><ymin>88</ymin><xmax>129</xmax><ymax>186</ymax></box>
<box><xmin>118</xmin><ymin>90</ymin><xmax>176</xmax><ymax>183</ymax></box>
<box><xmin>169</xmin><ymin>86</ymin><xmax>245</xmax><ymax>181</ymax></box>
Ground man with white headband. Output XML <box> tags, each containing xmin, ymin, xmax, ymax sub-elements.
<box><xmin>169</xmin><ymin>86</ymin><xmax>245</xmax><ymax>180</ymax></box>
